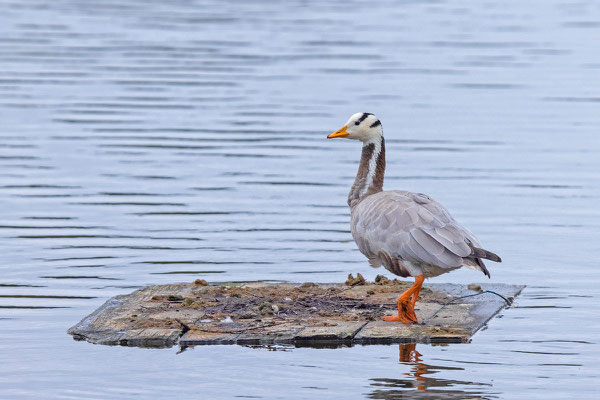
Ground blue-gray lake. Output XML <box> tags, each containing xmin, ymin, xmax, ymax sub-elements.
<box><xmin>0</xmin><ymin>1</ymin><xmax>599</xmax><ymax>398</ymax></box>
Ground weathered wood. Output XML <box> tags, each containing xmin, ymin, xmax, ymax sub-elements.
<box><xmin>68</xmin><ymin>278</ymin><xmax>524</xmax><ymax>348</ymax></box>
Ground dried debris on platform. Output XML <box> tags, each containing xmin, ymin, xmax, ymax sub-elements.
<box><xmin>68</xmin><ymin>277</ymin><xmax>524</xmax><ymax>348</ymax></box>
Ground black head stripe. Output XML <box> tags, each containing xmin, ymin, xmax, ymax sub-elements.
<box><xmin>369</xmin><ymin>120</ymin><xmax>381</xmax><ymax>128</ymax></box>
<box><xmin>356</xmin><ymin>112</ymin><xmax>373</xmax><ymax>125</ymax></box>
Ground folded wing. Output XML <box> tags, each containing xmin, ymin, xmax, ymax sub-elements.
<box><xmin>352</xmin><ymin>191</ymin><xmax>500</xmax><ymax>276</ymax></box>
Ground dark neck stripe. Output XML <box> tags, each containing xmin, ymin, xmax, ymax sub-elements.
<box><xmin>369</xmin><ymin>120</ymin><xmax>381</xmax><ymax>128</ymax></box>
<box><xmin>357</xmin><ymin>112</ymin><xmax>373</xmax><ymax>125</ymax></box>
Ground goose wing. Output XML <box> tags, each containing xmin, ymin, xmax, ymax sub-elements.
<box><xmin>352</xmin><ymin>190</ymin><xmax>495</xmax><ymax>273</ymax></box>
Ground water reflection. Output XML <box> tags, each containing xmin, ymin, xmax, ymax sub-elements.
<box><xmin>368</xmin><ymin>344</ymin><xmax>492</xmax><ymax>399</ymax></box>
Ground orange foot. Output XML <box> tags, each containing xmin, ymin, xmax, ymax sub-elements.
<box><xmin>381</xmin><ymin>275</ymin><xmax>424</xmax><ymax>325</ymax></box>
<box><xmin>381</xmin><ymin>298</ymin><xmax>418</xmax><ymax>324</ymax></box>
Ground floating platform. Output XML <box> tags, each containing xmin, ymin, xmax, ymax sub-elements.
<box><xmin>68</xmin><ymin>276</ymin><xmax>524</xmax><ymax>348</ymax></box>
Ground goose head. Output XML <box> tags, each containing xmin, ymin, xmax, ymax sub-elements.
<box><xmin>327</xmin><ymin>112</ymin><xmax>382</xmax><ymax>143</ymax></box>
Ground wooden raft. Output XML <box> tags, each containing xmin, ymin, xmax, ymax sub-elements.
<box><xmin>68</xmin><ymin>276</ymin><xmax>524</xmax><ymax>348</ymax></box>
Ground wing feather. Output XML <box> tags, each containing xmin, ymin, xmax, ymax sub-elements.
<box><xmin>410</xmin><ymin>229</ymin><xmax>444</xmax><ymax>256</ymax></box>
<box><xmin>427</xmin><ymin>227</ymin><xmax>472</xmax><ymax>257</ymax></box>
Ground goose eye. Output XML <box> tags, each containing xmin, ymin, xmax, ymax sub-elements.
<box><xmin>354</xmin><ymin>121</ymin><xmax>360</xmax><ymax>125</ymax></box>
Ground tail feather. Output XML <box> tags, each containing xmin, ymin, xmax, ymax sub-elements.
<box><xmin>466</xmin><ymin>246</ymin><xmax>501</xmax><ymax>279</ymax></box>
<box><xmin>474</xmin><ymin>258</ymin><xmax>491</xmax><ymax>278</ymax></box>
<box><xmin>470</xmin><ymin>247</ymin><xmax>502</xmax><ymax>263</ymax></box>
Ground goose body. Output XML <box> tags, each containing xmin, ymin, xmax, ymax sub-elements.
<box><xmin>351</xmin><ymin>189</ymin><xmax>494</xmax><ymax>278</ymax></box>
<box><xmin>328</xmin><ymin>112</ymin><xmax>501</xmax><ymax>323</ymax></box>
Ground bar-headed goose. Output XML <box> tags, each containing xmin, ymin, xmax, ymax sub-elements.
<box><xmin>327</xmin><ymin>112</ymin><xmax>501</xmax><ymax>324</ymax></box>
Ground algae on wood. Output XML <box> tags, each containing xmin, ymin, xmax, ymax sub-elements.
<box><xmin>68</xmin><ymin>278</ymin><xmax>524</xmax><ymax>348</ymax></box>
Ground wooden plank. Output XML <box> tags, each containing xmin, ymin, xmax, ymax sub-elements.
<box><xmin>354</xmin><ymin>321</ymin><xmax>469</xmax><ymax>344</ymax></box>
<box><xmin>179</xmin><ymin>329</ymin><xmax>239</xmax><ymax>346</ymax></box>
<box><xmin>294</xmin><ymin>321</ymin><xmax>367</xmax><ymax>342</ymax></box>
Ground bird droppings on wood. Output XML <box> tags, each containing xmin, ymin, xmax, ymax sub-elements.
<box><xmin>68</xmin><ymin>279</ymin><xmax>524</xmax><ymax>349</ymax></box>
<box><xmin>345</xmin><ymin>273</ymin><xmax>366</xmax><ymax>286</ymax></box>
<box><xmin>374</xmin><ymin>274</ymin><xmax>391</xmax><ymax>285</ymax></box>
<box><xmin>468</xmin><ymin>284</ymin><xmax>483</xmax><ymax>292</ymax></box>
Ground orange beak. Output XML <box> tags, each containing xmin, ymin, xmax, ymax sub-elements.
<box><xmin>327</xmin><ymin>125</ymin><xmax>349</xmax><ymax>139</ymax></box>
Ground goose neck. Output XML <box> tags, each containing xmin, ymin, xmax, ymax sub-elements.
<box><xmin>348</xmin><ymin>136</ymin><xmax>385</xmax><ymax>208</ymax></box>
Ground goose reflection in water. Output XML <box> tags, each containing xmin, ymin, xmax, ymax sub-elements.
<box><xmin>368</xmin><ymin>343</ymin><xmax>493</xmax><ymax>399</ymax></box>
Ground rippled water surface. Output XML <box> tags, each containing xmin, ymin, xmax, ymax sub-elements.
<box><xmin>1</xmin><ymin>1</ymin><xmax>599</xmax><ymax>398</ymax></box>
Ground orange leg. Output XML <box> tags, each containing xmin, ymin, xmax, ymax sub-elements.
<box><xmin>382</xmin><ymin>275</ymin><xmax>424</xmax><ymax>324</ymax></box>
<box><xmin>410</xmin><ymin>278</ymin><xmax>423</xmax><ymax>309</ymax></box>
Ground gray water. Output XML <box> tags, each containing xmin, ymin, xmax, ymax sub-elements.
<box><xmin>1</xmin><ymin>0</ymin><xmax>599</xmax><ymax>398</ymax></box>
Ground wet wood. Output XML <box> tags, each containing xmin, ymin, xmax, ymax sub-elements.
<box><xmin>68</xmin><ymin>277</ymin><xmax>524</xmax><ymax>348</ymax></box>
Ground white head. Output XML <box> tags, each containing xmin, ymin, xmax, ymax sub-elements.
<box><xmin>327</xmin><ymin>112</ymin><xmax>383</xmax><ymax>143</ymax></box>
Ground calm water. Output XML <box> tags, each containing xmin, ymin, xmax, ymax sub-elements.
<box><xmin>1</xmin><ymin>0</ymin><xmax>599</xmax><ymax>398</ymax></box>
